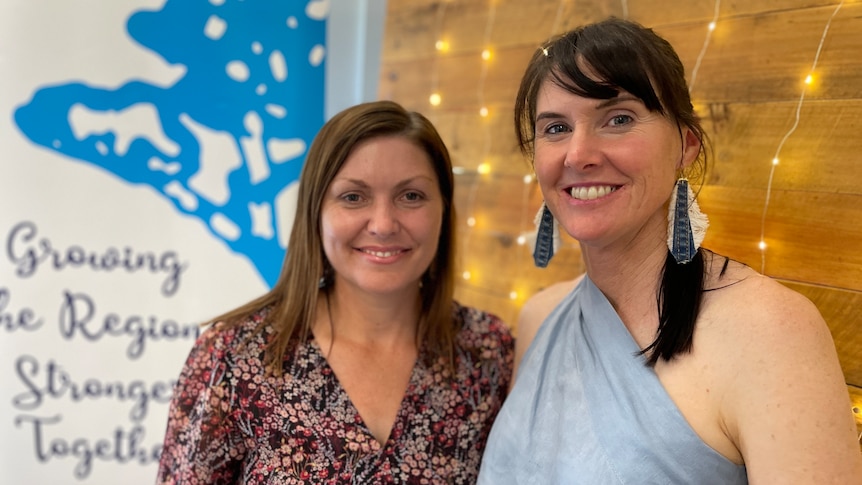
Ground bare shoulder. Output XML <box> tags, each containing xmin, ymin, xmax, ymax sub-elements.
<box><xmin>511</xmin><ymin>275</ymin><xmax>583</xmax><ymax>384</ymax></box>
<box><xmin>518</xmin><ymin>275</ymin><xmax>583</xmax><ymax>342</ymax></box>
<box><xmin>706</xmin><ymin>262</ymin><xmax>822</xmax><ymax>329</ymax></box>
<box><xmin>703</xmin><ymin>259</ymin><xmax>835</xmax><ymax>385</ymax></box>
<box><xmin>702</xmin><ymin>257</ymin><xmax>862</xmax><ymax>482</ymax></box>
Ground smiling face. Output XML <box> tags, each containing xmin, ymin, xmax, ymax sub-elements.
<box><xmin>533</xmin><ymin>76</ymin><xmax>700</xmax><ymax>255</ymax></box>
<box><xmin>320</xmin><ymin>135</ymin><xmax>444</xmax><ymax>298</ymax></box>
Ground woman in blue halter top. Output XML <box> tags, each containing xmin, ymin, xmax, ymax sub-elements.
<box><xmin>478</xmin><ymin>17</ymin><xmax>862</xmax><ymax>485</ymax></box>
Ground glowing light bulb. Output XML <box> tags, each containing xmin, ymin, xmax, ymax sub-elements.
<box><xmin>805</xmin><ymin>74</ymin><xmax>813</xmax><ymax>85</ymax></box>
<box><xmin>435</xmin><ymin>40</ymin><xmax>450</xmax><ymax>52</ymax></box>
<box><xmin>481</xmin><ymin>49</ymin><xmax>491</xmax><ymax>61</ymax></box>
<box><xmin>466</xmin><ymin>217</ymin><xmax>476</xmax><ymax>227</ymax></box>
<box><xmin>517</xmin><ymin>235</ymin><xmax>526</xmax><ymax>246</ymax></box>
<box><xmin>509</xmin><ymin>291</ymin><xmax>518</xmax><ymax>300</ymax></box>
<box><xmin>772</xmin><ymin>157</ymin><xmax>780</xmax><ymax>166</ymax></box>
<box><xmin>429</xmin><ymin>93</ymin><xmax>442</xmax><ymax>106</ymax></box>
<box><xmin>479</xmin><ymin>106</ymin><xmax>489</xmax><ymax>117</ymax></box>
<box><xmin>462</xmin><ymin>271</ymin><xmax>471</xmax><ymax>280</ymax></box>
<box><xmin>477</xmin><ymin>162</ymin><xmax>491</xmax><ymax>175</ymax></box>
<box><xmin>708</xmin><ymin>21</ymin><xmax>716</xmax><ymax>31</ymax></box>
<box><xmin>523</xmin><ymin>174</ymin><xmax>533</xmax><ymax>184</ymax></box>
<box><xmin>759</xmin><ymin>240</ymin><xmax>767</xmax><ymax>251</ymax></box>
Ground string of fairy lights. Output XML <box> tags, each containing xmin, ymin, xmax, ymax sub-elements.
<box><xmin>757</xmin><ymin>0</ymin><xmax>845</xmax><ymax>273</ymax></box>
<box><xmin>427</xmin><ymin>0</ymin><xmax>850</xmax><ymax>305</ymax></box>
<box><xmin>685</xmin><ymin>0</ymin><xmax>846</xmax><ymax>275</ymax></box>
<box><xmin>460</xmin><ymin>0</ymin><xmax>496</xmax><ymax>284</ymax></box>
<box><xmin>688</xmin><ymin>0</ymin><xmax>720</xmax><ymax>93</ymax></box>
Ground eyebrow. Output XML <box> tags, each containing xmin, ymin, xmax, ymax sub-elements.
<box><xmin>535</xmin><ymin>93</ymin><xmax>642</xmax><ymax>123</ymax></box>
<box><xmin>594</xmin><ymin>93</ymin><xmax>640</xmax><ymax>109</ymax></box>
<box><xmin>333</xmin><ymin>175</ymin><xmax>436</xmax><ymax>189</ymax></box>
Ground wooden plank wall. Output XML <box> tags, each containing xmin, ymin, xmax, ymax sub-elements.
<box><xmin>379</xmin><ymin>0</ymin><xmax>862</xmax><ymax>439</ymax></box>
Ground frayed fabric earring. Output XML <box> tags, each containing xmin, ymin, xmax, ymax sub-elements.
<box><xmin>532</xmin><ymin>202</ymin><xmax>561</xmax><ymax>268</ymax></box>
<box><xmin>667</xmin><ymin>178</ymin><xmax>709</xmax><ymax>264</ymax></box>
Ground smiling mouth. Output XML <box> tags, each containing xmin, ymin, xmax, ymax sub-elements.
<box><xmin>569</xmin><ymin>185</ymin><xmax>618</xmax><ymax>200</ymax></box>
<box><xmin>361</xmin><ymin>249</ymin><xmax>405</xmax><ymax>258</ymax></box>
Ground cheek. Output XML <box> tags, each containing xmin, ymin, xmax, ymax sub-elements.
<box><xmin>534</xmin><ymin>165</ymin><xmax>558</xmax><ymax>198</ymax></box>
<box><xmin>416</xmin><ymin>209</ymin><xmax>444</xmax><ymax>246</ymax></box>
<box><xmin>533</xmin><ymin>149</ymin><xmax>560</xmax><ymax>183</ymax></box>
<box><xmin>319</xmin><ymin>213</ymin><xmax>343</xmax><ymax>252</ymax></box>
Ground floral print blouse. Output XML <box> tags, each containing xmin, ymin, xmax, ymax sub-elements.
<box><xmin>157</xmin><ymin>302</ymin><xmax>513</xmax><ymax>484</ymax></box>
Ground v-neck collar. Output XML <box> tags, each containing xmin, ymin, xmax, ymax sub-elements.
<box><xmin>305</xmin><ymin>337</ymin><xmax>425</xmax><ymax>450</ymax></box>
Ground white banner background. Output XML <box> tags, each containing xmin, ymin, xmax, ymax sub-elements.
<box><xmin>0</xmin><ymin>0</ymin><xmax>384</xmax><ymax>483</ymax></box>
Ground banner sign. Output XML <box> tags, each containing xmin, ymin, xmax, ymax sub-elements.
<box><xmin>1</xmin><ymin>0</ymin><xmax>329</xmax><ymax>482</ymax></box>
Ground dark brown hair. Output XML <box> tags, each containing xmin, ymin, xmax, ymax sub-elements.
<box><xmin>212</xmin><ymin>100</ymin><xmax>458</xmax><ymax>373</ymax></box>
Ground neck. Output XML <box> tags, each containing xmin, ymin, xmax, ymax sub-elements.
<box><xmin>580</xmin><ymin>211</ymin><xmax>668</xmax><ymax>331</ymax></box>
<box><xmin>314</xmin><ymin>284</ymin><xmax>421</xmax><ymax>351</ymax></box>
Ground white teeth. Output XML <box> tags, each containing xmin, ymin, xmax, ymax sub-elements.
<box><xmin>569</xmin><ymin>185</ymin><xmax>616</xmax><ymax>200</ymax></box>
<box><xmin>365</xmin><ymin>250</ymin><xmax>400</xmax><ymax>257</ymax></box>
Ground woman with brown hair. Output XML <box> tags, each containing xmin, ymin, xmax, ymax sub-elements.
<box><xmin>158</xmin><ymin>100</ymin><xmax>513</xmax><ymax>484</ymax></box>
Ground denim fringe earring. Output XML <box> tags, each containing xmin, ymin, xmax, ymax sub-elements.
<box><xmin>532</xmin><ymin>203</ymin><xmax>561</xmax><ymax>268</ymax></box>
<box><xmin>667</xmin><ymin>178</ymin><xmax>709</xmax><ymax>264</ymax></box>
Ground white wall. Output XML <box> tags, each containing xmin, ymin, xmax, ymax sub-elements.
<box><xmin>327</xmin><ymin>0</ymin><xmax>387</xmax><ymax>118</ymax></box>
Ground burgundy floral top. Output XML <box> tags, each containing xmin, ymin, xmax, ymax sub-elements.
<box><xmin>157</xmin><ymin>302</ymin><xmax>513</xmax><ymax>484</ymax></box>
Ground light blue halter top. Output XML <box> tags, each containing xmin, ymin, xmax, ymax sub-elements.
<box><xmin>478</xmin><ymin>277</ymin><xmax>747</xmax><ymax>484</ymax></box>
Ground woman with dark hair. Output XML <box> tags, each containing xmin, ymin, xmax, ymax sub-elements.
<box><xmin>478</xmin><ymin>18</ymin><xmax>861</xmax><ymax>484</ymax></box>
<box><xmin>157</xmin><ymin>100</ymin><xmax>513</xmax><ymax>484</ymax></box>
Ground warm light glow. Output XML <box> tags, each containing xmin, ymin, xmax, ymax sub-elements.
<box><xmin>481</xmin><ymin>49</ymin><xmax>492</xmax><ymax>61</ymax></box>
<box><xmin>435</xmin><ymin>40</ymin><xmax>450</xmax><ymax>52</ymax></box>
<box><xmin>466</xmin><ymin>217</ymin><xmax>476</xmax><ymax>227</ymax></box>
<box><xmin>462</xmin><ymin>271</ymin><xmax>471</xmax><ymax>280</ymax></box>
<box><xmin>772</xmin><ymin>157</ymin><xmax>780</xmax><ymax>166</ymax></box>
<box><xmin>517</xmin><ymin>235</ymin><xmax>526</xmax><ymax>246</ymax></box>
<box><xmin>479</xmin><ymin>106</ymin><xmax>489</xmax><ymax>117</ymax></box>
<box><xmin>804</xmin><ymin>74</ymin><xmax>813</xmax><ymax>85</ymax></box>
<box><xmin>429</xmin><ymin>93</ymin><xmax>442</xmax><ymax>106</ymax></box>
<box><xmin>708</xmin><ymin>21</ymin><xmax>716</xmax><ymax>31</ymax></box>
<box><xmin>477</xmin><ymin>162</ymin><xmax>491</xmax><ymax>175</ymax></box>
<box><xmin>509</xmin><ymin>291</ymin><xmax>518</xmax><ymax>300</ymax></box>
<box><xmin>523</xmin><ymin>174</ymin><xmax>533</xmax><ymax>184</ymax></box>
<box><xmin>759</xmin><ymin>240</ymin><xmax>767</xmax><ymax>251</ymax></box>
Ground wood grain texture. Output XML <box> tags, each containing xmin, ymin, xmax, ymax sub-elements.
<box><xmin>702</xmin><ymin>100</ymin><xmax>862</xmax><ymax>193</ymax></box>
<box><xmin>699</xmin><ymin>185</ymin><xmax>862</xmax><ymax>291</ymax></box>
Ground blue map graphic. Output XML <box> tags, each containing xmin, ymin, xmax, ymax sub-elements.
<box><xmin>14</xmin><ymin>0</ymin><xmax>328</xmax><ymax>287</ymax></box>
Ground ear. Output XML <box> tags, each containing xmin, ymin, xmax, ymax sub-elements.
<box><xmin>679</xmin><ymin>127</ymin><xmax>702</xmax><ymax>170</ymax></box>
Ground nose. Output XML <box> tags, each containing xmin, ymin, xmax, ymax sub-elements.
<box><xmin>564</xmin><ymin>129</ymin><xmax>603</xmax><ymax>170</ymax></box>
<box><xmin>367</xmin><ymin>201</ymin><xmax>399</xmax><ymax>236</ymax></box>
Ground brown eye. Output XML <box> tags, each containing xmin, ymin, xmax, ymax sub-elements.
<box><xmin>403</xmin><ymin>191</ymin><xmax>424</xmax><ymax>202</ymax></box>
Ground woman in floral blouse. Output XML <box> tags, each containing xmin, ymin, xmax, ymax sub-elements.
<box><xmin>157</xmin><ymin>100</ymin><xmax>514</xmax><ymax>484</ymax></box>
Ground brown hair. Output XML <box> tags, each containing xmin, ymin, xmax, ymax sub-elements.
<box><xmin>211</xmin><ymin>100</ymin><xmax>458</xmax><ymax>373</ymax></box>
